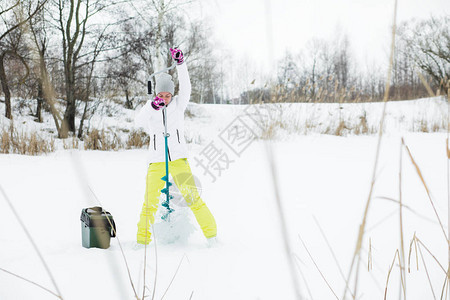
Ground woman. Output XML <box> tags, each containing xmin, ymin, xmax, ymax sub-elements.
<box><xmin>135</xmin><ymin>48</ymin><xmax>217</xmax><ymax>245</ymax></box>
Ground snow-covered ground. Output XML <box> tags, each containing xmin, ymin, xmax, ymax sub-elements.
<box><xmin>0</xmin><ymin>97</ymin><xmax>449</xmax><ymax>299</ymax></box>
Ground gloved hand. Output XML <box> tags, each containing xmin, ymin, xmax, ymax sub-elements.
<box><xmin>170</xmin><ymin>48</ymin><xmax>184</xmax><ymax>65</ymax></box>
<box><xmin>151</xmin><ymin>96</ymin><xmax>166</xmax><ymax>110</ymax></box>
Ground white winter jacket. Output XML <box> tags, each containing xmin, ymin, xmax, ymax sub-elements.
<box><xmin>135</xmin><ymin>63</ymin><xmax>191</xmax><ymax>163</ymax></box>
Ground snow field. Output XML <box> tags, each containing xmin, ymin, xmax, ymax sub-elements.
<box><xmin>0</xmin><ymin>96</ymin><xmax>448</xmax><ymax>299</ymax></box>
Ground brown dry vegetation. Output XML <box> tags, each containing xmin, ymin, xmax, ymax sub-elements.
<box><xmin>0</xmin><ymin>125</ymin><xmax>151</xmax><ymax>154</ymax></box>
<box><xmin>0</xmin><ymin>122</ymin><xmax>54</xmax><ymax>155</ymax></box>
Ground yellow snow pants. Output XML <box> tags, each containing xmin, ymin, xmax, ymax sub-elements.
<box><xmin>137</xmin><ymin>158</ymin><xmax>217</xmax><ymax>244</ymax></box>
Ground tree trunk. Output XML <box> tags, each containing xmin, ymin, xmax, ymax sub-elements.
<box><xmin>38</xmin><ymin>50</ymin><xmax>62</xmax><ymax>136</ymax></box>
<box><xmin>36</xmin><ymin>81</ymin><xmax>43</xmax><ymax>122</ymax></box>
<box><xmin>61</xmin><ymin>68</ymin><xmax>76</xmax><ymax>138</ymax></box>
<box><xmin>62</xmin><ymin>97</ymin><xmax>76</xmax><ymax>137</ymax></box>
<box><xmin>77</xmin><ymin>100</ymin><xmax>88</xmax><ymax>139</ymax></box>
<box><xmin>125</xmin><ymin>88</ymin><xmax>132</xmax><ymax>109</ymax></box>
<box><xmin>0</xmin><ymin>52</ymin><xmax>12</xmax><ymax>119</ymax></box>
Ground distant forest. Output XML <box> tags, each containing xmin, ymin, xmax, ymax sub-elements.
<box><xmin>0</xmin><ymin>0</ymin><xmax>449</xmax><ymax>138</ymax></box>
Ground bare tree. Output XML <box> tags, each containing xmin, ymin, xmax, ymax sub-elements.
<box><xmin>361</xmin><ymin>61</ymin><xmax>385</xmax><ymax>101</ymax></box>
<box><xmin>0</xmin><ymin>0</ymin><xmax>47</xmax><ymax>119</ymax></box>
<box><xmin>398</xmin><ymin>15</ymin><xmax>450</xmax><ymax>95</ymax></box>
<box><xmin>102</xmin><ymin>17</ymin><xmax>153</xmax><ymax>110</ymax></box>
<box><xmin>51</xmin><ymin>0</ymin><xmax>126</xmax><ymax>138</ymax></box>
<box><xmin>293</xmin><ymin>38</ymin><xmax>335</xmax><ymax>102</ymax></box>
<box><xmin>77</xmin><ymin>21</ymin><xmax>119</xmax><ymax>138</ymax></box>
<box><xmin>277</xmin><ymin>50</ymin><xmax>300</xmax><ymax>101</ymax></box>
<box><xmin>333</xmin><ymin>34</ymin><xmax>352</xmax><ymax>92</ymax></box>
<box><xmin>54</xmin><ymin>0</ymin><xmax>90</xmax><ymax>137</ymax></box>
<box><xmin>111</xmin><ymin>2</ymin><xmax>223</xmax><ymax>105</ymax></box>
<box><xmin>27</xmin><ymin>3</ymin><xmax>64</xmax><ymax>130</ymax></box>
<box><xmin>137</xmin><ymin>0</ymin><xmax>194</xmax><ymax>69</ymax></box>
<box><xmin>390</xmin><ymin>34</ymin><xmax>432</xmax><ymax>100</ymax></box>
<box><xmin>178</xmin><ymin>19</ymin><xmax>223</xmax><ymax>104</ymax></box>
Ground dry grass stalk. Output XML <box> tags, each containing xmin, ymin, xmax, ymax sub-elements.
<box><xmin>357</xmin><ymin>113</ymin><xmax>369</xmax><ymax>135</ymax></box>
<box><xmin>88</xmin><ymin>185</ymin><xmax>140</xmax><ymax>300</ymax></box>
<box><xmin>2</xmin><ymin>125</ymin><xmax>153</xmax><ymax>154</ymax></box>
<box><xmin>84</xmin><ymin>129</ymin><xmax>122</xmax><ymax>151</ymax></box>
<box><xmin>89</xmin><ymin>189</ymin><xmax>140</xmax><ymax>300</ymax></box>
<box><xmin>366</xmin><ymin>210</ymin><xmax>398</xmax><ymax>232</ymax></box>
<box><xmin>408</xmin><ymin>233</ymin><xmax>448</xmax><ymax>299</ymax></box>
<box><xmin>404</xmin><ymin>143</ymin><xmax>448</xmax><ymax>242</ymax></box>
<box><xmin>126</xmin><ymin>130</ymin><xmax>149</xmax><ymax>149</ymax></box>
<box><xmin>0</xmin><ymin>123</ymin><xmax>13</xmax><ymax>154</ymax></box>
<box><xmin>408</xmin><ymin>233</ymin><xmax>419</xmax><ymax>273</ymax></box>
<box><xmin>160</xmin><ymin>254</ymin><xmax>188</xmax><ymax>300</ymax></box>
<box><xmin>447</xmin><ymin>84</ymin><xmax>450</xmax><ymax>298</ymax></box>
<box><xmin>0</xmin><ymin>267</ymin><xmax>61</xmax><ymax>299</ymax></box>
<box><xmin>417</xmin><ymin>242</ymin><xmax>438</xmax><ymax>300</ymax></box>
<box><xmin>264</xmin><ymin>141</ymin><xmax>302</xmax><ymax>299</ymax></box>
<box><xmin>420</xmin><ymin>119</ymin><xmax>429</xmax><ymax>132</ymax></box>
<box><xmin>0</xmin><ymin>185</ymin><xmax>64</xmax><ymax>299</ymax></box>
<box><xmin>343</xmin><ymin>0</ymin><xmax>399</xmax><ymax>298</ymax></box>
<box><xmin>440</xmin><ymin>276</ymin><xmax>449</xmax><ymax>300</ymax></box>
<box><xmin>376</xmin><ymin>196</ymin><xmax>437</xmax><ymax>223</ymax></box>
<box><xmin>260</xmin><ymin>122</ymin><xmax>277</xmax><ymax>140</ymax></box>
<box><xmin>63</xmin><ymin>137</ymin><xmax>79</xmax><ymax>150</ymax></box>
<box><xmin>417</xmin><ymin>72</ymin><xmax>436</xmax><ymax>97</ymax></box>
<box><xmin>72</xmin><ymin>137</ymin><xmax>79</xmax><ymax>149</ymax></box>
<box><xmin>150</xmin><ymin>222</ymin><xmax>158</xmax><ymax>300</ymax></box>
<box><xmin>0</xmin><ymin>123</ymin><xmax>54</xmax><ymax>155</ymax></box>
<box><xmin>84</xmin><ymin>130</ymin><xmax>102</xmax><ymax>150</ymax></box>
<box><xmin>70</xmin><ymin>154</ymin><xmax>140</xmax><ymax>299</ymax></box>
<box><xmin>141</xmin><ymin>191</ymin><xmax>153</xmax><ymax>300</ymax></box>
<box><xmin>298</xmin><ymin>234</ymin><xmax>339</xmax><ymax>300</ymax></box>
<box><xmin>399</xmin><ymin>138</ymin><xmax>407</xmax><ymax>297</ymax></box>
<box><xmin>447</xmin><ymin>139</ymin><xmax>450</xmax><ymax>160</ymax></box>
<box><xmin>430</xmin><ymin>120</ymin><xmax>445</xmax><ymax>132</ymax></box>
<box><xmin>253</xmin><ymin>103</ymin><xmax>378</xmax><ymax>138</ymax></box>
<box><xmin>293</xmin><ymin>254</ymin><xmax>315</xmax><ymax>300</ymax></box>
<box><xmin>413</xmin><ymin>236</ymin><xmax>447</xmax><ymax>274</ymax></box>
<box><xmin>0</xmin><ymin>126</ymin><xmax>11</xmax><ymax>153</ymax></box>
<box><xmin>383</xmin><ymin>249</ymin><xmax>406</xmax><ymax>300</ymax></box>
<box><xmin>335</xmin><ymin>120</ymin><xmax>348</xmax><ymax>136</ymax></box>
<box><xmin>313</xmin><ymin>216</ymin><xmax>352</xmax><ymax>297</ymax></box>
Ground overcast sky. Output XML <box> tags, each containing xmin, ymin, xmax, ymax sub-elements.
<box><xmin>190</xmin><ymin>0</ymin><xmax>448</xmax><ymax>74</ymax></box>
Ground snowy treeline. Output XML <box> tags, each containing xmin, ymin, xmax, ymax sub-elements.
<box><xmin>0</xmin><ymin>0</ymin><xmax>449</xmax><ymax>139</ymax></box>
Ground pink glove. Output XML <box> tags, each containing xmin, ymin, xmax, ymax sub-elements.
<box><xmin>170</xmin><ymin>48</ymin><xmax>184</xmax><ymax>65</ymax></box>
<box><xmin>151</xmin><ymin>96</ymin><xmax>166</xmax><ymax>110</ymax></box>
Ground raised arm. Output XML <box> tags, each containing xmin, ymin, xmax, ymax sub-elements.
<box><xmin>170</xmin><ymin>48</ymin><xmax>191</xmax><ymax>111</ymax></box>
<box><xmin>176</xmin><ymin>62</ymin><xmax>191</xmax><ymax>111</ymax></box>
